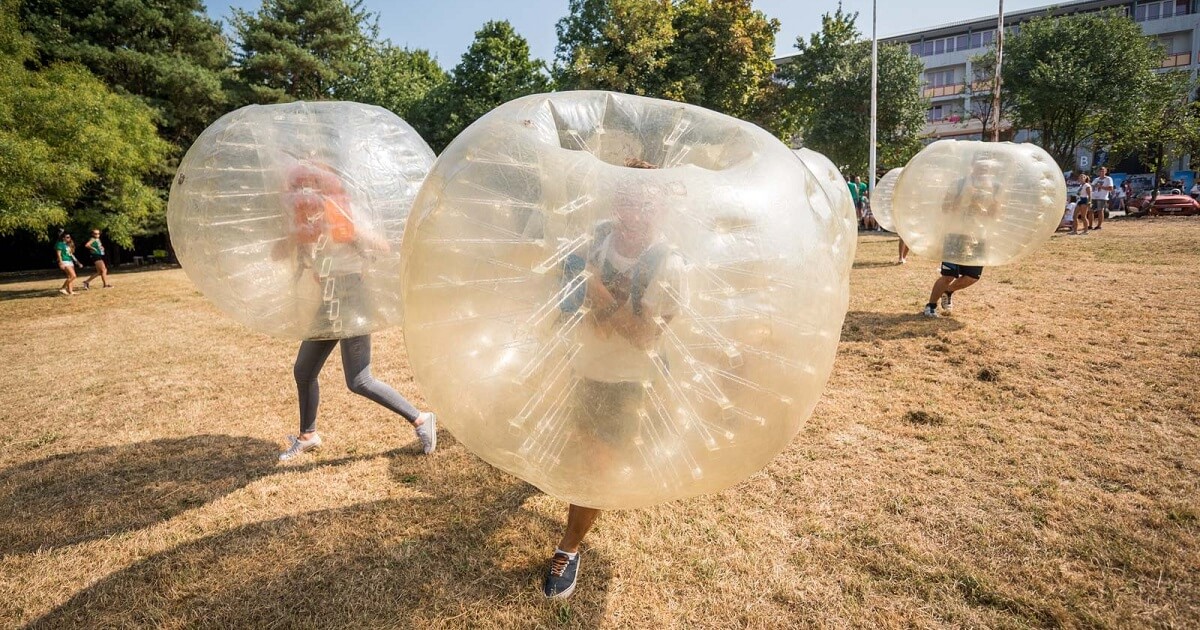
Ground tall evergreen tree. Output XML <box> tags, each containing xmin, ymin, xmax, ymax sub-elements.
<box><xmin>20</xmin><ymin>0</ymin><xmax>231</xmax><ymax>148</ymax></box>
<box><xmin>232</xmin><ymin>0</ymin><xmax>375</xmax><ymax>104</ymax></box>
<box><xmin>415</xmin><ymin>20</ymin><xmax>550</xmax><ymax>152</ymax></box>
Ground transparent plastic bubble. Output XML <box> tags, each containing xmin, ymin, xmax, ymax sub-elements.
<box><xmin>401</xmin><ymin>91</ymin><xmax>851</xmax><ymax>509</ymax></box>
<box><xmin>168</xmin><ymin>102</ymin><xmax>435</xmax><ymax>340</ymax></box>
<box><xmin>872</xmin><ymin>168</ymin><xmax>903</xmax><ymax>232</ymax></box>
<box><xmin>792</xmin><ymin>148</ymin><xmax>859</xmax><ymax>269</ymax></box>
<box><xmin>891</xmin><ymin>140</ymin><xmax>1066</xmax><ymax>266</ymax></box>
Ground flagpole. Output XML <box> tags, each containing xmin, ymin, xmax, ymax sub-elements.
<box><xmin>992</xmin><ymin>0</ymin><xmax>1004</xmax><ymax>141</ymax></box>
<box><xmin>870</xmin><ymin>0</ymin><xmax>878</xmax><ymax>193</ymax></box>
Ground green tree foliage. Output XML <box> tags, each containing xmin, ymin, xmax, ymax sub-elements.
<box><xmin>776</xmin><ymin>7</ymin><xmax>926</xmax><ymax>176</ymax></box>
<box><xmin>0</xmin><ymin>1</ymin><xmax>170</xmax><ymax>246</ymax></box>
<box><xmin>232</xmin><ymin>0</ymin><xmax>375</xmax><ymax>104</ymax></box>
<box><xmin>1115</xmin><ymin>71</ymin><xmax>1200</xmax><ymax>184</ymax></box>
<box><xmin>414</xmin><ymin>20</ymin><xmax>550</xmax><ymax>152</ymax></box>
<box><xmin>20</xmin><ymin>0</ymin><xmax>231</xmax><ymax>148</ymax></box>
<box><xmin>339</xmin><ymin>44</ymin><xmax>447</xmax><ymax>120</ymax></box>
<box><xmin>553</xmin><ymin>0</ymin><xmax>780</xmax><ymax>125</ymax></box>
<box><xmin>1003</xmin><ymin>9</ymin><xmax>1161</xmax><ymax>169</ymax></box>
<box><xmin>554</xmin><ymin>0</ymin><xmax>675</xmax><ymax>95</ymax></box>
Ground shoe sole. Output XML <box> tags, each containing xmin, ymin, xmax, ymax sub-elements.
<box><xmin>545</xmin><ymin>580</ymin><xmax>576</xmax><ymax>599</ymax></box>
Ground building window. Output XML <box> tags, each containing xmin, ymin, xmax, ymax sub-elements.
<box><xmin>928</xmin><ymin>105</ymin><xmax>946</xmax><ymax>121</ymax></box>
<box><xmin>1137</xmin><ymin>0</ymin><xmax>1190</xmax><ymax>21</ymax></box>
<box><xmin>957</xmin><ymin>35</ymin><xmax>969</xmax><ymax>50</ymax></box>
<box><xmin>911</xmin><ymin>43</ymin><xmax>922</xmax><ymax>56</ymax></box>
<box><xmin>924</xmin><ymin>41</ymin><xmax>934</xmax><ymax>55</ymax></box>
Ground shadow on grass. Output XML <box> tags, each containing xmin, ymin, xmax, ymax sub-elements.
<box><xmin>852</xmin><ymin>260</ymin><xmax>903</xmax><ymax>269</ymax></box>
<box><xmin>841</xmin><ymin>310</ymin><xmax>963</xmax><ymax>342</ymax></box>
<box><xmin>30</xmin><ymin>459</ymin><xmax>613</xmax><ymax>628</ymax></box>
<box><xmin>0</xmin><ymin>287</ymin><xmax>63</xmax><ymax>301</ymax></box>
<box><xmin>0</xmin><ymin>434</ymin><xmax>394</xmax><ymax>557</ymax></box>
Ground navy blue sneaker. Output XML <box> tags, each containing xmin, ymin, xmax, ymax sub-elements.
<box><xmin>542</xmin><ymin>550</ymin><xmax>579</xmax><ymax>599</ymax></box>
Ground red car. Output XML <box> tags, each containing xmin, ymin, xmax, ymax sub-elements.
<box><xmin>1127</xmin><ymin>189</ymin><xmax>1200</xmax><ymax>216</ymax></box>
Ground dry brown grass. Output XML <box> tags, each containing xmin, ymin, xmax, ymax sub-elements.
<box><xmin>2</xmin><ymin>217</ymin><xmax>1198</xmax><ymax>628</ymax></box>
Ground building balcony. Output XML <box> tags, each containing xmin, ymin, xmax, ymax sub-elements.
<box><xmin>924</xmin><ymin>84</ymin><xmax>965</xmax><ymax>98</ymax></box>
<box><xmin>1161</xmin><ymin>51</ymin><xmax>1193</xmax><ymax>68</ymax></box>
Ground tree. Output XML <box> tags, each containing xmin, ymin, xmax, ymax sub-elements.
<box><xmin>776</xmin><ymin>7</ymin><xmax>926</xmax><ymax>176</ymax></box>
<box><xmin>553</xmin><ymin>0</ymin><xmax>780</xmax><ymax>126</ymax></box>
<box><xmin>20</xmin><ymin>0</ymin><xmax>231</xmax><ymax>148</ymax></box>
<box><xmin>0</xmin><ymin>1</ymin><xmax>170</xmax><ymax>246</ymax></box>
<box><xmin>338</xmin><ymin>44</ymin><xmax>447</xmax><ymax>121</ymax></box>
<box><xmin>1002</xmin><ymin>9</ymin><xmax>1161</xmax><ymax>169</ymax></box>
<box><xmin>664</xmin><ymin>0</ymin><xmax>780</xmax><ymax>123</ymax></box>
<box><xmin>1114</xmin><ymin>71</ymin><xmax>1200</xmax><ymax>189</ymax></box>
<box><xmin>232</xmin><ymin>0</ymin><xmax>376</xmax><ymax>104</ymax></box>
<box><xmin>553</xmin><ymin>0</ymin><xmax>675</xmax><ymax>96</ymax></box>
<box><xmin>414</xmin><ymin>20</ymin><xmax>550</xmax><ymax>152</ymax></box>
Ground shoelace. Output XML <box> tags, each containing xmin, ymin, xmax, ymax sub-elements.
<box><xmin>549</xmin><ymin>554</ymin><xmax>570</xmax><ymax>577</ymax></box>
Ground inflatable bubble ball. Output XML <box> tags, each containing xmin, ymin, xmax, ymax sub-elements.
<box><xmin>872</xmin><ymin>168</ymin><xmax>903</xmax><ymax>233</ymax></box>
<box><xmin>168</xmin><ymin>101</ymin><xmax>435</xmax><ymax>340</ymax></box>
<box><xmin>792</xmin><ymin>148</ymin><xmax>859</xmax><ymax>268</ymax></box>
<box><xmin>401</xmin><ymin>91</ymin><xmax>852</xmax><ymax>509</ymax></box>
<box><xmin>891</xmin><ymin>140</ymin><xmax>1066</xmax><ymax>266</ymax></box>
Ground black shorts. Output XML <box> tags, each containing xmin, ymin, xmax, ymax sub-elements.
<box><xmin>940</xmin><ymin>261</ymin><xmax>983</xmax><ymax>280</ymax></box>
<box><xmin>90</xmin><ymin>254</ymin><xmax>108</xmax><ymax>266</ymax></box>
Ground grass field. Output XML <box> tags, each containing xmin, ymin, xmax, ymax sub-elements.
<box><xmin>2</xmin><ymin>217</ymin><xmax>1198</xmax><ymax>628</ymax></box>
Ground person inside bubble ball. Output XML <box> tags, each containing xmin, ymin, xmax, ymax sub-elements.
<box><xmin>543</xmin><ymin>157</ymin><xmax>686</xmax><ymax>599</ymax></box>
<box><xmin>922</xmin><ymin>154</ymin><xmax>1002</xmax><ymax>318</ymax></box>
<box><xmin>271</xmin><ymin>160</ymin><xmax>437</xmax><ymax>461</ymax></box>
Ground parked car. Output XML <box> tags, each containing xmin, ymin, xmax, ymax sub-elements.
<box><xmin>1126</xmin><ymin>188</ymin><xmax>1200</xmax><ymax>216</ymax></box>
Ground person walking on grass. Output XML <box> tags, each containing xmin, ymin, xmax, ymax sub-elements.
<box><xmin>272</xmin><ymin>161</ymin><xmax>437</xmax><ymax>462</ymax></box>
<box><xmin>922</xmin><ymin>262</ymin><xmax>982</xmax><ymax>318</ymax></box>
<box><xmin>83</xmin><ymin>229</ymin><xmax>114</xmax><ymax>289</ymax></box>
<box><xmin>1092</xmin><ymin>167</ymin><xmax>1113</xmax><ymax>230</ymax></box>
<box><xmin>542</xmin><ymin>158</ymin><xmax>685</xmax><ymax>599</ymax></box>
<box><xmin>55</xmin><ymin>232</ymin><xmax>82</xmax><ymax>296</ymax></box>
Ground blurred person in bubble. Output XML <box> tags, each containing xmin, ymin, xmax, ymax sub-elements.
<box><xmin>922</xmin><ymin>154</ymin><xmax>1001</xmax><ymax>318</ymax></box>
<box><xmin>272</xmin><ymin>160</ymin><xmax>437</xmax><ymax>462</ymax></box>
<box><xmin>542</xmin><ymin>158</ymin><xmax>686</xmax><ymax>599</ymax></box>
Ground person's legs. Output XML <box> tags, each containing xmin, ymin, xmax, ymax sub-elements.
<box><xmin>61</xmin><ymin>266</ymin><xmax>76</xmax><ymax>294</ymax></box>
<box><xmin>558</xmin><ymin>504</ymin><xmax>601</xmax><ymax>554</ymax></box>
<box><xmin>928</xmin><ymin>274</ymin><xmax>956</xmax><ymax>306</ymax></box>
<box><xmin>97</xmin><ymin>260</ymin><xmax>112</xmax><ymax>287</ymax></box>
<box><xmin>340</xmin><ymin>335</ymin><xmax>420</xmax><ymax>423</ymax></box>
<box><xmin>946</xmin><ymin>275</ymin><xmax>978</xmax><ymax>293</ymax></box>
<box><xmin>898</xmin><ymin>239</ymin><xmax>909</xmax><ymax>263</ymax></box>
<box><xmin>1095</xmin><ymin>201</ymin><xmax>1106</xmax><ymax>228</ymax></box>
<box><xmin>84</xmin><ymin>262</ymin><xmax>100</xmax><ymax>288</ymax></box>
<box><xmin>544</xmin><ymin>504</ymin><xmax>599</xmax><ymax>598</ymax></box>
<box><xmin>294</xmin><ymin>339</ymin><xmax>338</xmax><ymax>437</ymax></box>
<box><xmin>340</xmin><ymin>334</ymin><xmax>436</xmax><ymax>453</ymax></box>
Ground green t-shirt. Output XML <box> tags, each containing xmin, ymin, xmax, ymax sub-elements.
<box><xmin>56</xmin><ymin>242</ymin><xmax>73</xmax><ymax>264</ymax></box>
<box><xmin>847</xmin><ymin>181</ymin><xmax>860</xmax><ymax>202</ymax></box>
<box><xmin>89</xmin><ymin>238</ymin><xmax>104</xmax><ymax>257</ymax></box>
<box><xmin>856</xmin><ymin>181</ymin><xmax>868</xmax><ymax>199</ymax></box>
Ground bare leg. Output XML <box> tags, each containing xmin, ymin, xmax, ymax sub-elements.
<box><xmin>928</xmin><ymin>275</ymin><xmax>956</xmax><ymax>306</ymax></box>
<box><xmin>557</xmin><ymin>505</ymin><xmax>601</xmax><ymax>553</ymax></box>
<box><xmin>945</xmin><ymin>276</ymin><xmax>978</xmax><ymax>293</ymax></box>
<box><xmin>1094</xmin><ymin>203</ymin><xmax>1105</xmax><ymax>228</ymax></box>
<box><xmin>61</xmin><ymin>268</ymin><xmax>76</xmax><ymax>294</ymax></box>
<box><xmin>898</xmin><ymin>239</ymin><xmax>909</xmax><ymax>263</ymax></box>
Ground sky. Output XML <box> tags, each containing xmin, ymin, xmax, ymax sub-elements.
<box><xmin>205</xmin><ymin>0</ymin><xmax>1055</xmax><ymax>67</ymax></box>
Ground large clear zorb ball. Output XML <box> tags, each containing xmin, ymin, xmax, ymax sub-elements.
<box><xmin>168</xmin><ymin>102</ymin><xmax>435</xmax><ymax>340</ymax></box>
<box><xmin>872</xmin><ymin>168</ymin><xmax>903</xmax><ymax>232</ymax></box>
<box><xmin>401</xmin><ymin>91</ymin><xmax>851</xmax><ymax>509</ymax></box>
<box><xmin>891</xmin><ymin>140</ymin><xmax>1066</xmax><ymax>266</ymax></box>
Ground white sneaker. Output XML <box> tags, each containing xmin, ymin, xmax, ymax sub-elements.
<box><xmin>414</xmin><ymin>412</ymin><xmax>437</xmax><ymax>454</ymax></box>
<box><xmin>940</xmin><ymin>293</ymin><xmax>953</xmax><ymax>313</ymax></box>
<box><xmin>279</xmin><ymin>433</ymin><xmax>322</xmax><ymax>461</ymax></box>
<box><xmin>922</xmin><ymin>304</ymin><xmax>938</xmax><ymax>318</ymax></box>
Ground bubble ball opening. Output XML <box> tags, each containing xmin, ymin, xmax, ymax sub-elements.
<box><xmin>891</xmin><ymin>140</ymin><xmax>1066</xmax><ymax>267</ymax></box>
<box><xmin>402</xmin><ymin>91</ymin><xmax>852</xmax><ymax>509</ymax></box>
<box><xmin>168</xmin><ymin>101</ymin><xmax>435</xmax><ymax>340</ymax></box>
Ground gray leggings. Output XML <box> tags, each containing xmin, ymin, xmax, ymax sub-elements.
<box><xmin>294</xmin><ymin>334</ymin><xmax>419</xmax><ymax>434</ymax></box>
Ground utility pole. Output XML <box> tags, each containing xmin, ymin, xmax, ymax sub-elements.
<box><xmin>991</xmin><ymin>0</ymin><xmax>1004</xmax><ymax>141</ymax></box>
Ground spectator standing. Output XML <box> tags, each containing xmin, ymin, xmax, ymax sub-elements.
<box><xmin>1072</xmin><ymin>174</ymin><xmax>1092</xmax><ymax>235</ymax></box>
<box><xmin>1092</xmin><ymin>167</ymin><xmax>1113</xmax><ymax>230</ymax></box>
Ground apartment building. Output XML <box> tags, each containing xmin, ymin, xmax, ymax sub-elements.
<box><xmin>886</xmin><ymin>0</ymin><xmax>1200</xmax><ymax>168</ymax></box>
